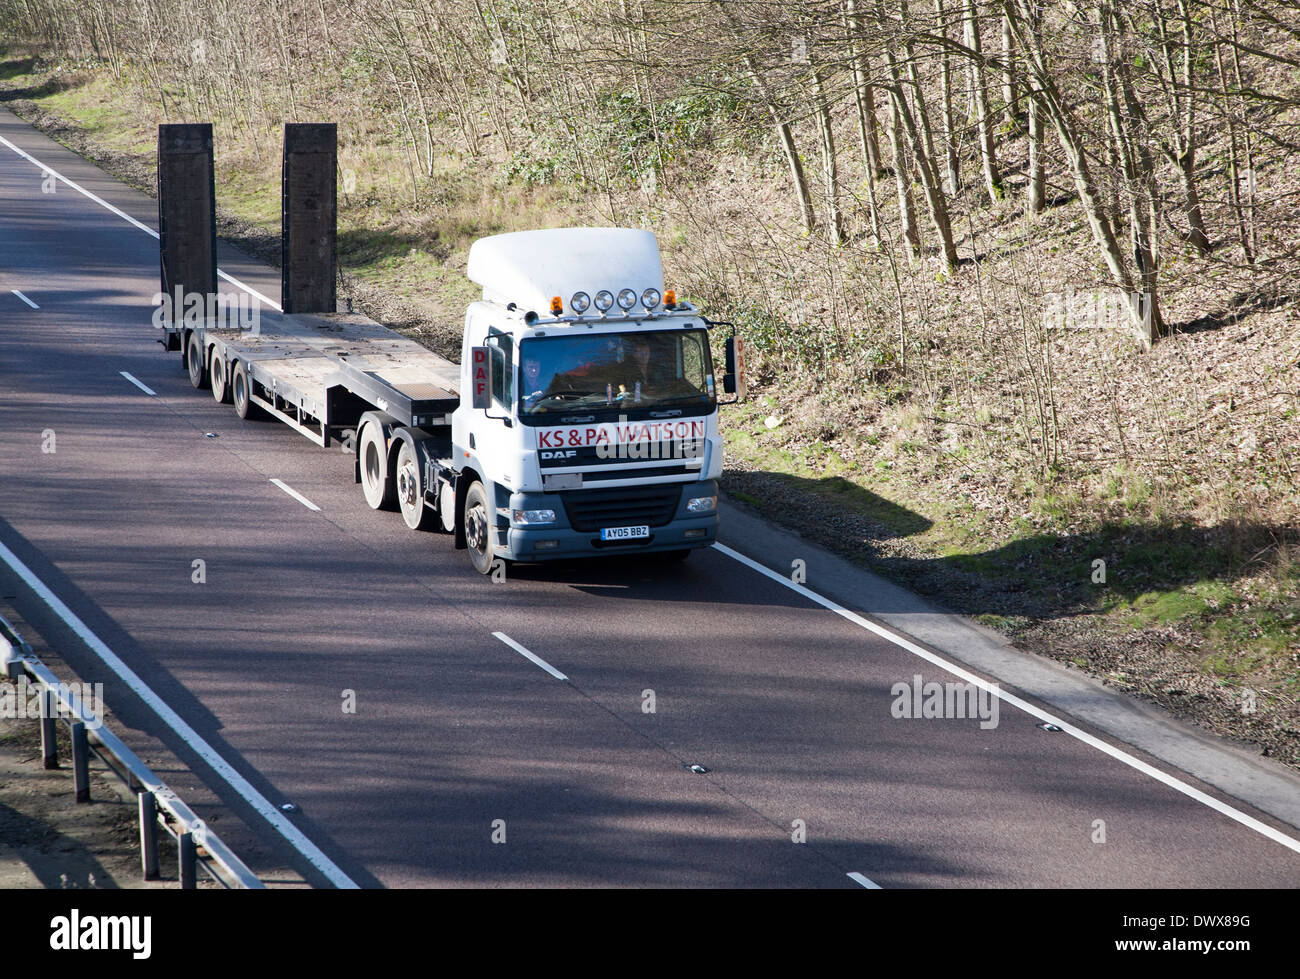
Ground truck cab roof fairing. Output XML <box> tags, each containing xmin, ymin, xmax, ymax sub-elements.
<box><xmin>466</xmin><ymin>228</ymin><xmax>665</xmax><ymax>315</ymax></box>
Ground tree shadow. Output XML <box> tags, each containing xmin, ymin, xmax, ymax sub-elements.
<box><xmin>725</xmin><ymin>470</ymin><xmax>1295</xmax><ymax>622</ymax></box>
<box><xmin>0</xmin><ymin>56</ymin><xmax>80</xmax><ymax>101</ymax></box>
<box><xmin>0</xmin><ymin>801</ymin><xmax>121</xmax><ymax>889</ymax></box>
<box><xmin>1172</xmin><ymin>288</ymin><xmax>1293</xmax><ymax>335</ymax></box>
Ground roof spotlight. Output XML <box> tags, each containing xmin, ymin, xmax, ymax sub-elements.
<box><xmin>570</xmin><ymin>292</ymin><xmax>591</xmax><ymax>314</ymax></box>
<box><xmin>617</xmin><ymin>288</ymin><xmax>637</xmax><ymax>311</ymax></box>
<box><xmin>594</xmin><ymin>290</ymin><xmax>615</xmax><ymax>312</ymax></box>
<box><xmin>640</xmin><ymin>288</ymin><xmax>661</xmax><ymax>310</ymax></box>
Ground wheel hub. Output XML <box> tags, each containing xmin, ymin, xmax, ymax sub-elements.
<box><xmin>466</xmin><ymin>506</ymin><xmax>486</xmax><ymax>551</ymax></box>
<box><xmin>397</xmin><ymin>466</ymin><xmax>416</xmax><ymax>505</ymax></box>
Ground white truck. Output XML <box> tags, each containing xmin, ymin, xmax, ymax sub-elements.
<box><xmin>164</xmin><ymin>227</ymin><xmax>745</xmax><ymax>573</ymax></box>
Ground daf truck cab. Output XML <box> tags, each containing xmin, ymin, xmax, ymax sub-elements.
<box><xmin>445</xmin><ymin>227</ymin><xmax>734</xmax><ymax>573</ymax></box>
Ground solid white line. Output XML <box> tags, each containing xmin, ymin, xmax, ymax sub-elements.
<box><xmin>0</xmin><ymin>538</ymin><xmax>358</xmax><ymax>888</ymax></box>
<box><xmin>118</xmin><ymin>371</ymin><xmax>156</xmax><ymax>396</ymax></box>
<box><xmin>710</xmin><ymin>541</ymin><xmax>1300</xmax><ymax>856</ymax></box>
<box><xmin>0</xmin><ymin>133</ymin><xmax>282</xmax><ymax>312</ymax></box>
<box><xmin>847</xmin><ymin>872</ymin><xmax>882</xmax><ymax>889</ymax></box>
<box><xmin>270</xmin><ymin>479</ymin><xmax>320</xmax><ymax>512</ymax></box>
<box><xmin>492</xmin><ymin>632</ymin><xmax>569</xmax><ymax>680</ymax></box>
<box><xmin>11</xmin><ymin>289</ymin><xmax>38</xmax><ymax>309</ymax></box>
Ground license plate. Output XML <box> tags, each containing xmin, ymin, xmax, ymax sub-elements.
<box><xmin>600</xmin><ymin>525</ymin><xmax>649</xmax><ymax>541</ymax></box>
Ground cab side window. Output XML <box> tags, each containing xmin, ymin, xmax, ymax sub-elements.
<box><xmin>491</xmin><ymin>334</ymin><xmax>513</xmax><ymax>409</ymax></box>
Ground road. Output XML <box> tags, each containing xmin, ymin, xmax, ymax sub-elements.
<box><xmin>3</xmin><ymin>105</ymin><xmax>1300</xmax><ymax>888</ymax></box>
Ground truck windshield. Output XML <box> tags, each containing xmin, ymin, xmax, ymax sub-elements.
<box><xmin>518</xmin><ymin>330</ymin><xmax>714</xmax><ymax>416</ymax></box>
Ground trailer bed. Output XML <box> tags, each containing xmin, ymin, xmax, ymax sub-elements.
<box><xmin>198</xmin><ymin>310</ymin><xmax>460</xmax><ymax>446</ymax></box>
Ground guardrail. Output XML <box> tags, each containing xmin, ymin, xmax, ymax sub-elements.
<box><xmin>0</xmin><ymin>612</ymin><xmax>263</xmax><ymax>889</ymax></box>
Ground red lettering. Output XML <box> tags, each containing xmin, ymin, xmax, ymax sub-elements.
<box><xmin>585</xmin><ymin>428</ymin><xmax>597</xmax><ymax>445</ymax></box>
<box><xmin>568</xmin><ymin>430</ymin><xmax>581</xmax><ymax>446</ymax></box>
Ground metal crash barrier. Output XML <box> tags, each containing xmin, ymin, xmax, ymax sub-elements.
<box><xmin>0</xmin><ymin>612</ymin><xmax>263</xmax><ymax>889</ymax></box>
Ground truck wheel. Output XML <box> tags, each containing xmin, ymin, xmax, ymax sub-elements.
<box><xmin>359</xmin><ymin>421</ymin><xmax>395</xmax><ymax>510</ymax></box>
<box><xmin>186</xmin><ymin>333</ymin><xmax>209</xmax><ymax>390</ymax></box>
<box><xmin>231</xmin><ymin>361</ymin><xmax>260</xmax><ymax>420</ymax></box>
<box><xmin>395</xmin><ymin>440</ymin><xmax>431</xmax><ymax>530</ymax></box>
<box><xmin>463</xmin><ymin>480</ymin><xmax>495</xmax><ymax>574</ymax></box>
<box><xmin>210</xmin><ymin>354</ymin><xmax>230</xmax><ymax>403</ymax></box>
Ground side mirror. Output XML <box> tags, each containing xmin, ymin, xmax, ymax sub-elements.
<box><xmin>723</xmin><ymin>335</ymin><xmax>747</xmax><ymax>400</ymax></box>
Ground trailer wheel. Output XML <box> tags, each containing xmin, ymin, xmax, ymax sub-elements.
<box><xmin>358</xmin><ymin>421</ymin><xmax>395</xmax><ymax>510</ymax></box>
<box><xmin>463</xmin><ymin>480</ymin><xmax>495</xmax><ymax>574</ymax></box>
<box><xmin>395</xmin><ymin>440</ymin><xmax>432</xmax><ymax>530</ymax></box>
<box><xmin>231</xmin><ymin>361</ymin><xmax>259</xmax><ymax>420</ymax></box>
<box><xmin>210</xmin><ymin>354</ymin><xmax>230</xmax><ymax>403</ymax></box>
<box><xmin>186</xmin><ymin>333</ymin><xmax>209</xmax><ymax>390</ymax></box>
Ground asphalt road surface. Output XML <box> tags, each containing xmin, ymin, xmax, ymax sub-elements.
<box><xmin>3</xmin><ymin>105</ymin><xmax>1300</xmax><ymax>888</ymax></box>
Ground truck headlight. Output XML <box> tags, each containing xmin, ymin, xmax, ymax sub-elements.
<box><xmin>513</xmin><ymin>508</ymin><xmax>557</xmax><ymax>524</ymax></box>
<box><xmin>686</xmin><ymin>496</ymin><xmax>716</xmax><ymax>513</ymax></box>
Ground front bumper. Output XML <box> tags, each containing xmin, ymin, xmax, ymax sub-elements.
<box><xmin>499</xmin><ymin>480</ymin><xmax>718</xmax><ymax>561</ymax></box>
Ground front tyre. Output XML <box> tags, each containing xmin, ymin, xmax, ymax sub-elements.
<box><xmin>463</xmin><ymin>480</ymin><xmax>495</xmax><ymax>574</ymax></box>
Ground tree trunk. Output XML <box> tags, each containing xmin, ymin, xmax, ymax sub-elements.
<box><xmin>882</xmin><ymin>1</ymin><xmax>959</xmax><ymax>270</ymax></box>
<box><xmin>965</xmin><ymin>0</ymin><xmax>1005</xmax><ymax>203</ymax></box>
<box><xmin>886</xmin><ymin>91</ymin><xmax>921</xmax><ymax>260</ymax></box>
<box><xmin>845</xmin><ymin>0</ymin><xmax>884</xmax><ymax>177</ymax></box>
<box><xmin>935</xmin><ymin>0</ymin><xmax>962</xmax><ymax>194</ymax></box>
<box><xmin>1002</xmin><ymin>0</ymin><xmax>1140</xmax><ymax>327</ymax></box>
<box><xmin>1001</xmin><ymin>12</ymin><xmax>1023</xmax><ymax>132</ymax></box>
<box><xmin>812</xmin><ymin>66</ymin><xmax>845</xmax><ymax>245</ymax></box>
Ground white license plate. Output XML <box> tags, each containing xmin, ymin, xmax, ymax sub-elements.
<box><xmin>600</xmin><ymin>525</ymin><xmax>650</xmax><ymax>541</ymax></box>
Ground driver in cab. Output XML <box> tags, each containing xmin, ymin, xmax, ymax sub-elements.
<box><xmin>616</xmin><ymin>335</ymin><xmax>653</xmax><ymax>404</ymax></box>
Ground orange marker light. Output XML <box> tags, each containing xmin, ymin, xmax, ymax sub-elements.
<box><xmin>664</xmin><ymin>290</ymin><xmax>677</xmax><ymax>309</ymax></box>
<box><xmin>550</xmin><ymin>296</ymin><xmax>563</xmax><ymax>315</ymax></box>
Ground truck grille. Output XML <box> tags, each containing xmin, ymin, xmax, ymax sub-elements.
<box><xmin>561</xmin><ymin>485</ymin><xmax>681</xmax><ymax>531</ymax></box>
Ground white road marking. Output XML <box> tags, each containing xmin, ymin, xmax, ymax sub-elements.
<box><xmin>270</xmin><ymin>479</ymin><xmax>320</xmax><ymax>512</ymax></box>
<box><xmin>493</xmin><ymin>632</ymin><xmax>569</xmax><ymax>680</ymax></box>
<box><xmin>11</xmin><ymin>289</ymin><xmax>38</xmax><ymax>308</ymax></box>
<box><xmin>0</xmin><ymin>133</ymin><xmax>282</xmax><ymax>312</ymax></box>
<box><xmin>0</xmin><ymin>539</ymin><xmax>358</xmax><ymax>888</ymax></box>
<box><xmin>118</xmin><ymin>371</ymin><xmax>156</xmax><ymax>396</ymax></box>
<box><xmin>847</xmin><ymin>872</ymin><xmax>882</xmax><ymax>889</ymax></box>
<box><xmin>711</xmin><ymin>541</ymin><xmax>1300</xmax><ymax>856</ymax></box>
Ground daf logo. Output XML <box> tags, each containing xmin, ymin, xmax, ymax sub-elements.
<box><xmin>540</xmin><ymin>449</ymin><xmax>578</xmax><ymax>460</ymax></box>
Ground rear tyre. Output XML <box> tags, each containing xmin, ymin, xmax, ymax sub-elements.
<box><xmin>210</xmin><ymin>354</ymin><xmax>230</xmax><ymax>403</ymax></box>
<box><xmin>231</xmin><ymin>361</ymin><xmax>260</xmax><ymax>420</ymax></box>
<box><xmin>187</xmin><ymin>333</ymin><xmax>209</xmax><ymax>389</ymax></box>
<box><xmin>395</xmin><ymin>440</ymin><xmax>432</xmax><ymax>530</ymax></box>
<box><xmin>463</xmin><ymin>480</ymin><xmax>495</xmax><ymax>574</ymax></box>
<box><xmin>359</xmin><ymin>421</ymin><xmax>395</xmax><ymax>510</ymax></box>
